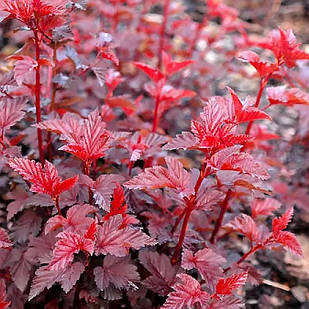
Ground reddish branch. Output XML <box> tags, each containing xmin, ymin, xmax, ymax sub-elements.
<box><xmin>33</xmin><ymin>29</ymin><xmax>45</xmax><ymax>166</ymax></box>
<box><xmin>171</xmin><ymin>162</ymin><xmax>209</xmax><ymax>264</ymax></box>
<box><xmin>157</xmin><ymin>0</ymin><xmax>170</xmax><ymax>70</ymax></box>
<box><xmin>210</xmin><ymin>189</ymin><xmax>232</xmax><ymax>243</ymax></box>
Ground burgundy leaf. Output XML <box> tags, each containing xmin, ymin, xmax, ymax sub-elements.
<box><xmin>94</xmin><ymin>255</ymin><xmax>140</xmax><ymax>291</ymax></box>
<box><xmin>139</xmin><ymin>250</ymin><xmax>177</xmax><ymax>296</ymax></box>
<box><xmin>0</xmin><ymin>228</ymin><xmax>12</xmax><ymax>248</ymax></box>
<box><xmin>0</xmin><ymin>279</ymin><xmax>10</xmax><ymax>309</ymax></box>
<box><xmin>28</xmin><ymin>265</ymin><xmax>63</xmax><ymax>301</ymax></box>
<box><xmin>92</xmin><ymin>174</ymin><xmax>124</xmax><ymax>211</ymax></box>
<box><xmin>182</xmin><ymin>248</ymin><xmax>226</xmax><ymax>291</ymax></box>
<box><xmin>58</xmin><ymin>262</ymin><xmax>85</xmax><ymax>293</ymax></box>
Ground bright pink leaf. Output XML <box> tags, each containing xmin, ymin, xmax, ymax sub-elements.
<box><xmin>182</xmin><ymin>248</ymin><xmax>226</xmax><ymax>291</ymax></box>
<box><xmin>124</xmin><ymin>157</ymin><xmax>193</xmax><ymax>197</ymax></box>
<box><xmin>251</xmin><ymin>198</ymin><xmax>281</xmax><ymax>219</ymax></box>
<box><xmin>162</xmin><ymin>274</ymin><xmax>209</xmax><ymax>309</ymax></box>
<box><xmin>48</xmin><ymin>230</ymin><xmax>94</xmax><ymax>271</ymax></box>
<box><xmin>0</xmin><ymin>97</ymin><xmax>26</xmax><ymax>131</ymax></box>
<box><xmin>224</xmin><ymin>214</ymin><xmax>260</xmax><ymax>243</ymax></box>
<box><xmin>95</xmin><ymin>215</ymin><xmax>156</xmax><ymax>257</ymax></box>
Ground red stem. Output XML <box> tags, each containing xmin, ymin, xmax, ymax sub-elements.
<box><xmin>210</xmin><ymin>189</ymin><xmax>232</xmax><ymax>243</ymax></box>
<box><xmin>171</xmin><ymin>161</ymin><xmax>208</xmax><ymax>264</ymax></box>
<box><xmin>223</xmin><ymin>244</ymin><xmax>262</xmax><ymax>273</ymax></box>
<box><xmin>33</xmin><ymin>29</ymin><xmax>45</xmax><ymax>166</ymax></box>
<box><xmin>84</xmin><ymin>161</ymin><xmax>94</xmax><ymax>204</ymax></box>
<box><xmin>171</xmin><ymin>208</ymin><xmax>186</xmax><ymax>234</ymax></box>
<box><xmin>54</xmin><ymin>196</ymin><xmax>62</xmax><ymax>216</ymax></box>
<box><xmin>152</xmin><ymin>94</ymin><xmax>161</xmax><ymax>133</ymax></box>
<box><xmin>171</xmin><ymin>203</ymin><xmax>193</xmax><ymax>264</ymax></box>
<box><xmin>245</xmin><ymin>75</ymin><xmax>270</xmax><ymax>136</ymax></box>
<box><xmin>157</xmin><ymin>0</ymin><xmax>170</xmax><ymax>70</ymax></box>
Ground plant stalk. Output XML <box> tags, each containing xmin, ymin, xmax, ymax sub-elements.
<box><xmin>157</xmin><ymin>0</ymin><xmax>170</xmax><ymax>70</ymax></box>
<box><xmin>171</xmin><ymin>161</ymin><xmax>208</xmax><ymax>264</ymax></box>
<box><xmin>33</xmin><ymin>29</ymin><xmax>45</xmax><ymax>166</ymax></box>
<box><xmin>210</xmin><ymin>189</ymin><xmax>232</xmax><ymax>243</ymax></box>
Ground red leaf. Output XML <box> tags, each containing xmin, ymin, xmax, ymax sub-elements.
<box><xmin>58</xmin><ymin>109</ymin><xmax>111</xmax><ymax>162</ymax></box>
<box><xmin>272</xmin><ymin>207</ymin><xmax>294</xmax><ymax>236</ymax></box>
<box><xmin>162</xmin><ymin>51</ymin><xmax>194</xmax><ymax>76</ymax></box>
<box><xmin>13</xmin><ymin>56</ymin><xmax>37</xmax><ymax>86</ymax></box>
<box><xmin>92</xmin><ymin>174</ymin><xmax>124</xmax><ymax>211</ymax></box>
<box><xmin>95</xmin><ymin>215</ymin><xmax>156</xmax><ymax>257</ymax></box>
<box><xmin>215</xmin><ymin>272</ymin><xmax>248</xmax><ymax>295</ymax></box>
<box><xmin>224</xmin><ymin>214</ymin><xmax>260</xmax><ymax>243</ymax></box>
<box><xmin>259</xmin><ymin>28</ymin><xmax>309</xmax><ymax>67</ymax></box>
<box><xmin>227</xmin><ymin>87</ymin><xmax>271</xmax><ymax>123</ymax></box>
<box><xmin>103</xmin><ymin>184</ymin><xmax>138</xmax><ymax>227</ymax></box>
<box><xmin>162</xmin><ymin>274</ymin><xmax>209</xmax><ymax>309</ymax></box>
<box><xmin>94</xmin><ymin>255</ymin><xmax>140</xmax><ymax>291</ymax></box>
<box><xmin>124</xmin><ymin>157</ymin><xmax>193</xmax><ymax>197</ymax></box>
<box><xmin>0</xmin><ymin>228</ymin><xmax>12</xmax><ymax>248</ymax></box>
<box><xmin>45</xmin><ymin>204</ymin><xmax>96</xmax><ymax>234</ymax></box>
<box><xmin>238</xmin><ymin>50</ymin><xmax>278</xmax><ymax>77</ymax></box>
<box><xmin>105</xmin><ymin>96</ymin><xmax>136</xmax><ymax>116</ymax></box>
<box><xmin>251</xmin><ymin>198</ymin><xmax>281</xmax><ymax>219</ymax></box>
<box><xmin>54</xmin><ymin>175</ymin><xmax>78</xmax><ymax>197</ymax></box>
<box><xmin>9</xmin><ymin>158</ymin><xmax>78</xmax><ymax>199</ymax></box>
<box><xmin>58</xmin><ymin>262</ymin><xmax>85</xmax><ymax>293</ymax></box>
<box><xmin>0</xmin><ymin>279</ymin><xmax>10</xmax><ymax>309</ymax></box>
<box><xmin>97</xmin><ymin>46</ymin><xmax>119</xmax><ymax>66</ymax></box>
<box><xmin>28</xmin><ymin>265</ymin><xmax>63</xmax><ymax>301</ymax></box>
<box><xmin>163</xmin><ymin>132</ymin><xmax>198</xmax><ymax>151</ymax></box>
<box><xmin>275</xmin><ymin>231</ymin><xmax>303</xmax><ymax>257</ymax></box>
<box><xmin>139</xmin><ymin>250</ymin><xmax>177</xmax><ymax>296</ymax></box>
<box><xmin>134</xmin><ymin>62</ymin><xmax>164</xmax><ymax>83</ymax></box>
<box><xmin>195</xmin><ymin>188</ymin><xmax>224</xmax><ymax>212</ymax></box>
<box><xmin>267</xmin><ymin>86</ymin><xmax>309</xmax><ymax>106</ymax></box>
<box><xmin>191</xmin><ymin>98</ymin><xmax>252</xmax><ymax>150</ymax></box>
<box><xmin>36</xmin><ymin>114</ymin><xmax>82</xmax><ymax>142</ymax></box>
<box><xmin>182</xmin><ymin>248</ymin><xmax>226</xmax><ymax>291</ymax></box>
<box><xmin>0</xmin><ymin>97</ymin><xmax>26</xmax><ymax>131</ymax></box>
<box><xmin>208</xmin><ymin>146</ymin><xmax>270</xmax><ymax>180</ymax></box>
<box><xmin>48</xmin><ymin>231</ymin><xmax>94</xmax><ymax>271</ymax></box>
